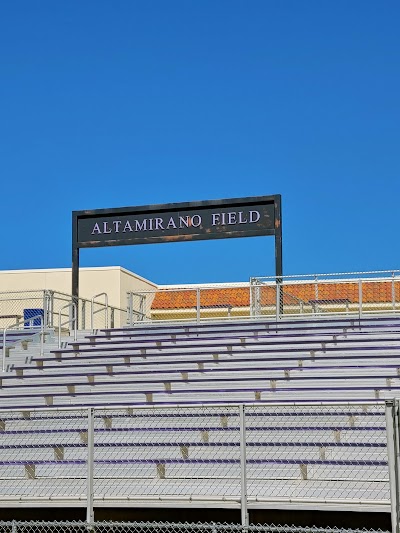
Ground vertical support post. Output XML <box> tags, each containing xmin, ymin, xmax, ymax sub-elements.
<box><xmin>48</xmin><ymin>290</ymin><xmax>54</xmax><ymax>328</ymax></box>
<box><xmin>87</xmin><ymin>407</ymin><xmax>95</xmax><ymax>524</ymax></box>
<box><xmin>274</xmin><ymin>196</ymin><xmax>283</xmax><ymax>320</ymax></box>
<box><xmin>43</xmin><ymin>290</ymin><xmax>53</xmax><ymax>328</ymax></box>
<box><xmin>72</xmin><ymin>212</ymin><xmax>80</xmax><ymax>326</ymax></box>
<box><xmin>39</xmin><ymin>315</ymin><xmax>44</xmax><ymax>358</ymax></box>
<box><xmin>249</xmin><ymin>281</ymin><xmax>254</xmax><ymax>318</ymax></box>
<box><xmin>275</xmin><ymin>283</ymin><xmax>280</xmax><ymax>322</ymax></box>
<box><xmin>196</xmin><ymin>288</ymin><xmax>200</xmax><ymax>324</ymax></box>
<box><xmin>385</xmin><ymin>399</ymin><xmax>400</xmax><ymax>533</ymax></box>
<box><xmin>392</xmin><ymin>273</ymin><xmax>396</xmax><ymax>312</ymax></box>
<box><xmin>239</xmin><ymin>404</ymin><xmax>249</xmax><ymax>528</ymax></box>
<box><xmin>43</xmin><ymin>291</ymin><xmax>48</xmax><ymax>329</ymax></box>
<box><xmin>81</xmin><ymin>300</ymin><xmax>86</xmax><ymax>330</ymax></box>
<box><xmin>126</xmin><ymin>293</ymin><xmax>132</xmax><ymax>326</ymax></box>
<box><xmin>358</xmin><ymin>279</ymin><xmax>363</xmax><ymax>318</ymax></box>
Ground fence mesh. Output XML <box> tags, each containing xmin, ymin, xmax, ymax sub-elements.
<box><xmin>0</xmin><ymin>290</ymin><xmax>127</xmax><ymax>333</ymax></box>
<box><xmin>245</xmin><ymin>404</ymin><xmax>389</xmax><ymax>504</ymax></box>
<box><xmin>0</xmin><ymin>410</ymin><xmax>88</xmax><ymax>500</ymax></box>
<box><xmin>93</xmin><ymin>406</ymin><xmax>241</xmax><ymax>502</ymax></box>
<box><xmin>0</xmin><ymin>404</ymin><xmax>388</xmax><ymax>509</ymax></box>
<box><xmin>0</xmin><ymin>523</ymin><xmax>391</xmax><ymax>533</ymax></box>
<box><xmin>128</xmin><ymin>273</ymin><xmax>400</xmax><ymax>326</ymax></box>
<box><xmin>0</xmin><ymin>291</ymin><xmax>46</xmax><ymax>329</ymax></box>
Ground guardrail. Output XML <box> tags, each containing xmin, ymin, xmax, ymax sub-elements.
<box><xmin>58</xmin><ymin>302</ymin><xmax>77</xmax><ymax>349</ymax></box>
<box><xmin>0</xmin><ymin>402</ymin><xmax>391</xmax><ymax>527</ymax></box>
<box><xmin>127</xmin><ymin>271</ymin><xmax>400</xmax><ymax>325</ymax></box>
<box><xmin>2</xmin><ymin>314</ymin><xmax>45</xmax><ymax>372</ymax></box>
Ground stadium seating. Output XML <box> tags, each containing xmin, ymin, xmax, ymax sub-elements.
<box><xmin>2</xmin><ymin>315</ymin><xmax>400</xmax><ymax>407</ymax></box>
<box><xmin>0</xmin><ymin>314</ymin><xmax>395</xmax><ymax>513</ymax></box>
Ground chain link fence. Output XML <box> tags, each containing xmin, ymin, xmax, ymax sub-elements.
<box><xmin>0</xmin><ymin>272</ymin><xmax>399</xmax><ymax>331</ymax></box>
<box><xmin>0</xmin><ymin>291</ymin><xmax>46</xmax><ymax>329</ymax></box>
<box><xmin>127</xmin><ymin>271</ymin><xmax>400</xmax><ymax>326</ymax></box>
<box><xmin>93</xmin><ymin>405</ymin><xmax>241</xmax><ymax>503</ymax></box>
<box><xmin>0</xmin><ymin>403</ymin><xmax>390</xmax><ymax>517</ymax></box>
<box><xmin>0</xmin><ymin>409</ymin><xmax>89</xmax><ymax>501</ymax></box>
<box><xmin>0</xmin><ymin>290</ymin><xmax>127</xmax><ymax>333</ymax></box>
<box><xmin>0</xmin><ymin>523</ymin><xmax>390</xmax><ymax>533</ymax></box>
<box><xmin>252</xmin><ymin>271</ymin><xmax>400</xmax><ymax>319</ymax></box>
<box><xmin>127</xmin><ymin>285</ymin><xmax>256</xmax><ymax>325</ymax></box>
<box><xmin>245</xmin><ymin>404</ymin><xmax>388</xmax><ymax>505</ymax></box>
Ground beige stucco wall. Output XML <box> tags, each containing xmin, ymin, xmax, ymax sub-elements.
<box><xmin>119</xmin><ymin>268</ymin><xmax>157</xmax><ymax>311</ymax></box>
<box><xmin>0</xmin><ymin>267</ymin><xmax>157</xmax><ymax>328</ymax></box>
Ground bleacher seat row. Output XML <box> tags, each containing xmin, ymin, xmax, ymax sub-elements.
<box><xmin>0</xmin><ymin>314</ymin><xmax>395</xmax><ymax>512</ymax></box>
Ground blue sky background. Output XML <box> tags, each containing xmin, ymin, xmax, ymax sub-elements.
<box><xmin>0</xmin><ymin>1</ymin><xmax>399</xmax><ymax>284</ymax></box>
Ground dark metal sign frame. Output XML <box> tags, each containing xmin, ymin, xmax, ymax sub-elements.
<box><xmin>72</xmin><ymin>195</ymin><xmax>282</xmax><ymax>300</ymax></box>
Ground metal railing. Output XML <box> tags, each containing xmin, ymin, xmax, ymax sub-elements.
<box><xmin>0</xmin><ymin>522</ymin><xmax>389</xmax><ymax>533</ymax></box>
<box><xmin>2</xmin><ymin>313</ymin><xmax>45</xmax><ymax>372</ymax></box>
<box><xmin>91</xmin><ymin>293</ymin><xmax>109</xmax><ymax>330</ymax></box>
<box><xmin>252</xmin><ymin>270</ymin><xmax>400</xmax><ymax>319</ymax></box>
<box><xmin>0</xmin><ymin>290</ymin><xmax>126</xmax><ymax>331</ymax></box>
<box><xmin>127</xmin><ymin>271</ymin><xmax>400</xmax><ymax>326</ymax></box>
<box><xmin>0</xmin><ymin>402</ymin><xmax>391</xmax><ymax>527</ymax></box>
<box><xmin>58</xmin><ymin>302</ymin><xmax>77</xmax><ymax>348</ymax></box>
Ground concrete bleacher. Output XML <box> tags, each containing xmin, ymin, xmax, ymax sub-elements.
<box><xmin>3</xmin><ymin>315</ymin><xmax>400</xmax><ymax>407</ymax></box>
<box><xmin>0</xmin><ymin>314</ymin><xmax>396</xmax><ymax>515</ymax></box>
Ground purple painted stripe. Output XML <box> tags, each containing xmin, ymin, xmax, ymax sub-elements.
<box><xmin>76</xmin><ymin>329</ymin><xmax>400</xmax><ymax>349</ymax></box>
<box><xmin>53</xmin><ymin>335</ymin><xmax>400</xmax><ymax>355</ymax></box>
<box><xmin>28</xmin><ymin>349</ymin><xmax>400</xmax><ymax>368</ymax></box>
<box><xmin>5</xmin><ymin>372</ymin><xmax>400</xmax><ymax>390</ymax></box>
<box><xmin>46</xmin><ymin>344</ymin><xmax>400</xmax><ymax>363</ymax></box>
<box><xmin>105</xmin><ymin>315</ymin><xmax>400</xmax><ymax>334</ymax></box>
<box><xmin>0</xmin><ymin>398</ymin><xmax>387</xmax><ymax>409</ymax></box>
<box><xmin>0</xmin><ymin>458</ymin><xmax>387</xmax><ymax>466</ymax></box>
<box><xmin>0</xmin><ymin>426</ymin><xmax>385</xmax><ymax>435</ymax></box>
<box><xmin>5</xmin><ymin>384</ymin><xmax>400</xmax><ymax>400</ymax></box>
<box><xmin>0</xmin><ymin>441</ymin><xmax>385</xmax><ymax>449</ymax></box>
<box><xmin>7</xmin><ymin>365</ymin><xmax>400</xmax><ymax>385</ymax></box>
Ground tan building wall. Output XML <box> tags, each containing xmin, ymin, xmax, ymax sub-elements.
<box><xmin>0</xmin><ymin>267</ymin><xmax>157</xmax><ymax>328</ymax></box>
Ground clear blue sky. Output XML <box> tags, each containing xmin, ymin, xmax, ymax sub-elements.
<box><xmin>1</xmin><ymin>1</ymin><xmax>399</xmax><ymax>284</ymax></box>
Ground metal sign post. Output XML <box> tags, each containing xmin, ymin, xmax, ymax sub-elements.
<box><xmin>72</xmin><ymin>195</ymin><xmax>282</xmax><ymax>302</ymax></box>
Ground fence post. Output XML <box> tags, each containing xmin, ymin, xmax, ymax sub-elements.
<box><xmin>126</xmin><ymin>292</ymin><xmax>133</xmax><ymax>326</ymax></box>
<box><xmin>239</xmin><ymin>404</ymin><xmax>249</xmax><ymax>528</ymax></box>
<box><xmin>87</xmin><ymin>407</ymin><xmax>95</xmax><ymax>524</ymax></box>
<box><xmin>249</xmin><ymin>281</ymin><xmax>254</xmax><ymax>318</ymax></box>
<box><xmin>275</xmin><ymin>281</ymin><xmax>281</xmax><ymax>321</ymax></box>
<box><xmin>196</xmin><ymin>288</ymin><xmax>201</xmax><ymax>324</ymax></box>
<box><xmin>44</xmin><ymin>290</ymin><xmax>54</xmax><ymax>328</ymax></box>
<box><xmin>385</xmin><ymin>399</ymin><xmax>400</xmax><ymax>533</ymax></box>
<box><xmin>43</xmin><ymin>290</ymin><xmax>48</xmax><ymax>329</ymax></box>
<box><xmin>358</xmin><ymin>279</ymin><xmax>363</xmax><ymax>318</ymax></box>
<box><xmin>11</xmin><ymin>520</ymin><xmax>17</xmax><ymax>533</ymax></box>
<box><xmin>81</xmin><ymin>300</ymin><xmax>86</xmax><ymax>330</ymax></box>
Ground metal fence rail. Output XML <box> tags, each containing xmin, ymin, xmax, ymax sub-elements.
<box><xmin>253</xmin><ymin>271</ymin><xmax>400</xmax><ymax>319</ymax></box>
<box><xmin>0</xmin><ymin>403</ymin><xmax>390</xmax><ymax>524</ymax></box>
<box><xmin>0</xmin><ymin>290</ymin><xmax>127</xmax><ymax>331</ymax></box>
<box><xmin>127</xmin><ymin>271</ymin><xmax>400</xmax><ymax>326</ymax></box>
<box><xmin>0</xmin><ymin>520</ymin><xmax>386</xmax><ymax>533</ymax></box>
<box><xmin>0</xmin><ymin>522</ymin><xmax>391</xmax><ymax>533</ymax></box>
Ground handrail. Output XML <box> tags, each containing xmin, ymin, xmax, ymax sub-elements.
<box><xmin>126</xmin><ymin>292</ymin><xmax>147</xmax><ymax>326</ymax></box>
<box><xmin>90</xmin><ymin>293</ymin><xmax>109</xmax><ymax>330</ymax></box>
<box><xmin>58</xmin><ymin>302</ymin><xmax>77</xmax><ymax>349</ymax></box>
<box><xmin>2</xmin><ymin>314</ymin><xmax>44</xmax><ymax>372</ymax></box>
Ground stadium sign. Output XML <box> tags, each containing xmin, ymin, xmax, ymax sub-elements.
<box><xmin>72</xmin><ymin>195</ymin><xmax>282</xmax><ymax>299</ymax></box>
